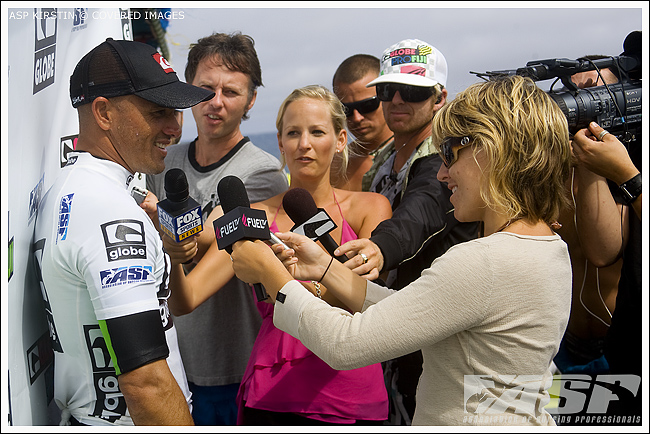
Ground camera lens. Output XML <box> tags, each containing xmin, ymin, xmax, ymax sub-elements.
<box><xmin>548</xmin><ymin>82</ymin><xmax>641</xmax><ymax>134</ymax></box>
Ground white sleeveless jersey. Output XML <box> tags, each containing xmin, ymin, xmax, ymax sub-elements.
<box><xmin>33</xmin><ymin>152</ymin><xmax>190</xmax><ymax>425</ymax></box>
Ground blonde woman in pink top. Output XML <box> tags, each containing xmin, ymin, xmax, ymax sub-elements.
<box><xmin>165</xmin><ymin>85</ymin><xmax>392</xmax><ymax>425</ymax></box>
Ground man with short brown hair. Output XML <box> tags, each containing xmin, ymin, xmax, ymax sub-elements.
<box><xmin>146</xmin><ymin>32</ymin><xmax>288</xmax><ymax>425</ymax></box>
<box><xmin>331</xmin><ymin>54</ymin><xmax>393</xmax><ymax>191</ymax></box>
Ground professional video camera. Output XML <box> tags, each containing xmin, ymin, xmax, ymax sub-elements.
<box><xmin>472</xmin><ymin>31</ymin><xmax>642</xmax><ymax>144</ymax></box>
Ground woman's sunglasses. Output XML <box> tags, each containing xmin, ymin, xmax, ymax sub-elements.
<box><xmin>376</xmin><ymin>83</ymin><xmax>436</xmax><ymax>103</ymax></box>
<box><xmin>342</xmin><ymin>96</ymin><xmax>380</xmax><ymax>117</ymax></box>
<box><xmin>440</xmin><ymin>136</ymin><xmax>471</xmax><ymax>168</ymax></box>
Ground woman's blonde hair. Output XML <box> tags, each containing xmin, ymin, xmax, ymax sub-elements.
<box><xmin>276</xmin><ymin>85</ymin><xmax>349</xmax><ymax>180</ymax></box>
<box><xmin>431</xmin><ymin>75</ymin><xmax>571</xmax><ymax>224</ymax></box>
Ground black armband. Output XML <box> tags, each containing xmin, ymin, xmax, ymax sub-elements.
<box><xmin>101</xmin><ymin>310</ymin><xmax>169</xmax><ymax>375</ymax></box>
<box><xmin>619</xmin><ymin>173</ymin><xmax>642</xmax><ymax>205</ymax></box>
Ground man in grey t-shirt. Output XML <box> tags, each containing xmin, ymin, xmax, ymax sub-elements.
<box><xmin>146</xmin><ymin>32</ymin><xmax>288</xmax><ymax>425</ymax></box>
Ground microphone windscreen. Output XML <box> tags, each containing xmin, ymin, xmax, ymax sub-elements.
<box><xmin>622</xmin><ymin>30</ymin><xmax>641</xmax><ymax>57</ymax></box>
<box><xmin>165</xmin><ymin>168</ymin><xmax>189</xmax><ymax>203</ymax></box>
<box><xmin>218</xmin><ymin>175</ymin><xmax>250</xmax><ymax>213</ymax></box>
<box><xmin>282</xmin><ymin>188</ymin><xmax>319</xmax><ymax>226</ymax></box>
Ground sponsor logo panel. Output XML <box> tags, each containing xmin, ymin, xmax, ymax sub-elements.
<box><xmin>26</xmin><ymin>332</ymin><xmax>54</xmax><ymax>385</ymax></box>
<box><xmin>100</xmin><ymin>220</ymin><xmax>147</xmax><ymax>262</ymax></box>
<box><xmin>32</xmin><ymin>238</ymin><xmax>64</xmax><ymax>352</ymax></box>
<box><xmin>71</xmin><ymin>8</ymin><xmax>87</xmax><ymax>32</ymax></box>
<box><xmin>84</xmin><ymin>325</ymin><xmax>128</xmax><ymax>422</ymax></box>
<box><xmin>99</xmin><ymin>265</ymin><xmax>153</xmax><ymax>289</ymax></box>
<box><xmin>56</xmin><ymin>193</ymin><xmax>74</xmax><ymax>243</ymax></box>
<box><xmin>60</xmin><ymin>135</ymin><xmax>78</xmax><ymax>168</ymax></box>
<box><xmin>33</xmin><ymin>8</ymin><xmax>57</xmax><ymax>94</ymax></box>
<box><xmin>28</xmin><ymin>175</ymin><xmax>45</xmax><ymax>222</ymax></box>
<box><xmin>8</xmin><ymin>236</ymin><xmax>14</xmax><ymax>281</ymax></box>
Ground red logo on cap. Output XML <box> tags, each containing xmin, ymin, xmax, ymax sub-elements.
<box><xmin>400</xmin><ymin>65</ymin><xmax>426</xmax><ymax>76</ymax></box>
<box><xmin>153</xmin><ymin>53</ymin><xmax>175</xmax><ymax>73</ymax></box>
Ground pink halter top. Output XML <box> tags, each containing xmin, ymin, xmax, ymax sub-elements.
<box><xmin>236</xmin><ymin>191</ymin><xmax>388</xmax><ymax>424</ymax></box>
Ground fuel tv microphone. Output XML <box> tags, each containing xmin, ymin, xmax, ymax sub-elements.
<box><xmin>214</xmin><ymin>175</ymin><xmax>272</xmax><ymax>301</ymax></box>
<box><xmin>157</xmin><ymin>168</ymin><xmax>203</xmax><ymax>243</ymax></box>
<box><xmin>282</xmin><ymin>188</ymin><xmax>348</xmax><ymax>263</ymax></box>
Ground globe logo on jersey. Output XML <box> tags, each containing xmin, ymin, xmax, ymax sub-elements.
<box><xmin>100</xmin><ymin>219</ymin><xmax>147</xmax><ymax>262</ymax></box>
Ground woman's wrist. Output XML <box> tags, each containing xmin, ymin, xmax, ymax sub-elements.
<box><xmin>262</xmin><ymin>266</ymin><xmax>294</xmax><ymax>301</ymax></box>
<box><xmin>310</xmin><ymin>256</ymin><xmax>334</xmax><ymax>299</ymax></box>
<box><xmin>319</xmin><ymin>257</ymin><xmax>334</xmax><ymax>282</ymax></box>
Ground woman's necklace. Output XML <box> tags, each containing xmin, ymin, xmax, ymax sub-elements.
<box><xmin>480</xmin><ymin>218</ymin><xmax>522</xmax><ymax>237</ymax></box>
<box><xmin>496</xmin><ymin>218</ymin><xmax>523</xmax><ymax>233</ymax></box>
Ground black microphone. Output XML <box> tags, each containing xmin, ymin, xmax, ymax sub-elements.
<box><xmin>214</xmin><ymin>175</ymin><xmax>275</xmax><ymax>301</ymax></box>
<box><xmin>157</xmin><ymin>168</ymin><xmax>203</xmax><ymax>243</ymax></box>
<box><xmin>282</xmin><ymin>188</ymin><xmax>348</xmax><ymax>263</ymax></box>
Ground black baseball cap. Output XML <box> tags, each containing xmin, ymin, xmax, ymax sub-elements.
<box><xmin>70</xmin><ymin>38</ymin><xmax>214</xmax><ymax>109</ymax></box>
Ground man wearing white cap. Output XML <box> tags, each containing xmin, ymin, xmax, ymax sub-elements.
<box><xmin>336</xmin><ymin>39</ymin><xmax>479</xmax><ymax>425</ymax></box>
<box><xmin>364</xmin><ymin>39</ymin><xmax>447</xmax><ymax>201</ymax></box>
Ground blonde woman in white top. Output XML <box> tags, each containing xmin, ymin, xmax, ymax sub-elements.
<box><xmin>230</xmin><ymin>75</ymin><xmax>573</xmax><ymax>426</ymax></box>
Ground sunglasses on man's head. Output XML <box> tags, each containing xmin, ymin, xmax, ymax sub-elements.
<box><xmin>376</xmin><ymin>83</ymin><xmax>436</xmax><ymax>103</ymax></box>
<box><xmin>342</xmin><ymin>96</ymin><xmax>381</xmax><ymax>117</ymax></box>
<box><xmin>440</xmin><ymin>136</ymin><xmax>471</xmax><ymax>168</ymax></box>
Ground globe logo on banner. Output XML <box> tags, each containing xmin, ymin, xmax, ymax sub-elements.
<box><xmin>33</xmin><ymin>8</ymin><xmax>57</xmax><ymax>94</ymax></box>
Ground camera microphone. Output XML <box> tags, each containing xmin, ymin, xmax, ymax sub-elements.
<box><xmin>282</xmin><ymin>188</ymin><xmax>348</xmax><ymax>263</ymax></box>
<box><xmin>475</xmin><ymin>30</ymin><xmax>643</xmax><ymax>143</ymax></box>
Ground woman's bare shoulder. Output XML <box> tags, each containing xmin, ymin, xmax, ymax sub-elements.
<box><xmin>252</xmin><ymin>193</ymin><xmax>284</xmax><ymax>216</ymax></box>
<box><xmin>348</xmin><ymin>190</ymin><xmax>392</xmax><ymax>210</ymax></box>
<box><xmin>336</xmin><ymin>189</ymin><xmax>392</xmax><ymax>233</ymax></box>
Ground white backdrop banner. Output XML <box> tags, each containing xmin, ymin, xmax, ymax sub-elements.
<box><xmin>5</xmin><ymin>7</ymin><xmax>133</xmax><ymax>426</ymax></box>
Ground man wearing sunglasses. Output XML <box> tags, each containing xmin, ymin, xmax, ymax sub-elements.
<box><xmin>331</xmin><ymin>54</ymin><xmax>394</xmax><ymax>191</ymax></box>
<box><xmin>336</xmin><ymin>39</ymin><xmax>479</xmax><ymax>425</ymax></box>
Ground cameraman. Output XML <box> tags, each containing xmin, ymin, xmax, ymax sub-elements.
<box><xmin>570</xmin><ymin>60</ymin><xmax>620</xmax><ymax>89</ymax></box>
<box><xmin>572</xmin><ymin>116</ymin><xmax>642</xmax><ymax>420</ymax></box>
<box><xmin>553</xmin><ymin>57</ymin><xmax>622</xmax><ymax>377</ymax></box>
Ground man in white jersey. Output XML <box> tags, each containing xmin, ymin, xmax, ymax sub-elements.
<box><xmin>32</xmin><ymin>38</ymin><xmax>214</xmax><ymax>426</ymax></box>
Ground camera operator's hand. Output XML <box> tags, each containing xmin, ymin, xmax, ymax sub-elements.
<box><xmin>572</xmin><ymin>122</ymin><xmax>640</xmax><ymax>186</ymax></box>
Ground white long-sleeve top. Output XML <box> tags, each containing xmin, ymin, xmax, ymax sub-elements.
<box><xmin>274</xmin><ymin>232</ymin><xmax>571</xmax><ymax>426</ymax></box>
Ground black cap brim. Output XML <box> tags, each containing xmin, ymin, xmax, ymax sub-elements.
<box><xmin>135</xmin><ymin>81</ymin><xmax>214</xmax><ymax>109</ymax></box>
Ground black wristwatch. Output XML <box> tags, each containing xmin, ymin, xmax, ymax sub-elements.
<box><xmin>618</xmin><ymin>173</ymin><xmax>642</xmax><ymax>205</ymax></box>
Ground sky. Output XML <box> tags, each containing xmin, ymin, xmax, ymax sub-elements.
<box><xmin>162</xmin><ymin>3</ymin><xmax>646</xmax><ymax>139</ymax></box>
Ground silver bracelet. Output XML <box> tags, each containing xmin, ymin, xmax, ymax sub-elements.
<box><xmin>311</xmin><ymin>281</ymin><xmax>322</xmax><ymax>298</ymax></box>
